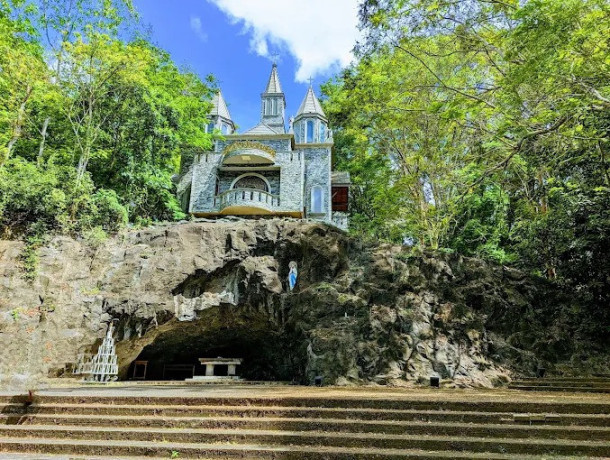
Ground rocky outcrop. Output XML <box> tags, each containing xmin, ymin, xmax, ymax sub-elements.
<box><xmin>0</xmin><ymin>219</ymin><xmax>556</xmax><ymax>389</ymax></box>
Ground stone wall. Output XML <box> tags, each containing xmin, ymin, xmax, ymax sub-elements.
<box><xmin>276</xmin><ymin>151</ymin><xmax>303</xmax><ymax>213</ymax></box>
<box><xmin>0</xmin><ymin>219</ymin><xmax>584</xmax><ymax>390</ymax></box>
<box><xmin>301</xmin><ymin>145</ymin><xmax>331</xmax><ymax>221</ymax></box>
<box><xmin>189</xmin><ymin>153</ymin><xmax>222</xmax><ymax>213</ymax></box>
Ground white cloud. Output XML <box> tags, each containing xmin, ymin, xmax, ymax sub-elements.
<box><xmin>207</xmin><ymin>0</ymin><xmax>361</xmax><ymax>82</ymax></box>
<box><xmin>190</xmin><ymin>16</ymin><xmax>208</xmax><ymax>42</ymax></box>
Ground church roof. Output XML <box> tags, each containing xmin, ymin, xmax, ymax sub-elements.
<box><xmin>244</xmin><ymin>122</ymin><xmax>281</xmax><ymax>135</ymax></box>
<box><xmin>264</xmin><ymin>64</ymin><xmax>283</xmax><ymax>94</ymax></box>
<box><xmin>210</xmin><ymin>90</ymin><xmax>232</xmax><ymax>121</ymax></box>
<box><xmin>296</xmin><ymin>85</ymin><xmax>326</xmax><ymax>119</ymax></box>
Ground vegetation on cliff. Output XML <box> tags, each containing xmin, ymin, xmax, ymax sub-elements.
<box><xmin>321</xmin><ymin>0</ymin><xmax>610</xmax><ymax>361</ymax></box>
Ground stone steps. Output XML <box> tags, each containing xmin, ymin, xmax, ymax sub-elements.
<box><xmin>509</xmin><ymin>385</ymin><xmax>610</xmax><ymax>393</ymax></box>
<box><xmin>0</xmin><ymin>438</ymin><xmax>601</xmax><ymax>460</ymax></box>
<box><xmin>509</xmin><ymin>378</ymin><xmax>610</xmax><ymax>393</ymax></box>
<box><xmin>0</xmin><ymin>390</ymin><xmax>608</xmax><ymax>459</ymax></box>
<box><xmin>6</xmin><ymin>414</ymin><xmax>610</xmax><ymax>440</ymax></box>
<box><xmin>4</xmin><ymin>395</ymin><xmax>608</xmax><ymax>413</ymax></box>
<box><xmin>3</xmin><ymin>402</ymin><xmax>610</xmax><ymax>425</ymax></box>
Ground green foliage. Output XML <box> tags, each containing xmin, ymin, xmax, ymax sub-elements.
<box><xmin>325</xmin><ymin>0</ymin><xmax>610</xmax><ymax>357</ymax></box>
<box><xmin>82</xmin><ymin>226</ymin><xmax>108</xmax><ymax>248</ymax></box>
<box><xmin>0</xmin><ymin>1</ymin><xmax>214</xmax><ymax>238</ymax></box>
<box><xmin>0</xmin><ymin>157</ymin><xmax>128</xmax><ymax>236</ymax></box>
<box><xmin>10</xmin><ymin>308</ymin><xmax>21</xmax><ymax>322</ymax></box>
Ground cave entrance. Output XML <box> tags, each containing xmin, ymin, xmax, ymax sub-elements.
<box><xmin>125</xmin><ymin>306</ymin><xmax>304</xmax><ymax>382</ymax></box>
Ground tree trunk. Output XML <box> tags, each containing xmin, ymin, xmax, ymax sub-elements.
<box><xmin>76</xmin><ymin>152</ymin><xmax>90</xmax><ymax>183</ymax></box>
<box><xmin>37</xmin><ymin>117</ymin><xmax>50</xmax><ymax>166</ymax></box>
<box><xmin>2</xmin><ymin>84</ymin><xmax>33</xmax><ymax>167</ymax></box>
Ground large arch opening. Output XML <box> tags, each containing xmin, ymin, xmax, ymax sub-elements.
<box><xmin>123</xmin><ymin>306</ymin><xmax>305</xmax><ymax>383</ymax></box>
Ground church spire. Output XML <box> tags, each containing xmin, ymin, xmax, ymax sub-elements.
<box><xmin>296</xmin><ymin>84</ymin><xmax>326</xmax><ymax>120</ymax></box>
<box><xmin>260</xmin><ymin>64</ymin><xmax>286</xmax><ymax>134</ymax></box>
<box><xmin>207</xmin><ymin>90</ymin><xmax>235</xmax><ymax>135</ymax></box>
<box><xmin>294</xmin><ymin>83</ymin><xmax>330</xmax><ymax>144</ymax></box>
<box><xmin>211</xmin><ymin>90</ymin><xmax>233</xmax><ymax>121</ymax></box>
<box><xmin>265</xmin><ymin>63</ymin><xmax>283</xmax><ymax>94</ymax></box>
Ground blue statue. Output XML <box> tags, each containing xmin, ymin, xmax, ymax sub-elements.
<box><xmin>288</xmin><ymin>261</ymin><xmax>298</xmax><ymax>291</ymax></box>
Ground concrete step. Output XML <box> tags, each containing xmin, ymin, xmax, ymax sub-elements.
<box><xmin>5</xmin><ymin>395</ymin><xmax>610</xmax><ymax>414</ymax></box>
<box><xmin>0</xmin><ymin>438</ymin><xmax>603</xmax><ymax>460</ymax></box>
<box><xmin>3</xmin><ymin>402</ymin><xmax>609</xmax><ymax>425</ymax></box>
<box><xmin>510</xmin><ymin>380</ymin><xmax>610</xmax><ymax>388</ymax></box>
<box><xmin>511</xmin><ymin>380</ymin><xmax>610</xmax><ymax>387</ymax></box>
<box><xmin>508</xmin><ymin>385</ymin><xmax>610</xmax><ymax>394</ymax></box>
<box><xmin>6</xmin><ymin>414</ymin><xmax>610</xmax><ymax>440</ymax></box>
<box><xmin>2</xmin><ymin>425</ymin><xmax>610</xmax><ymax>456</ymax></box>
<box><xmin>516</xmin><ymin>378</ymin><xmax>610</xmax><ymax>382</ymax></box>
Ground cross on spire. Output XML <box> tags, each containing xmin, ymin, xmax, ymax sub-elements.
<box><xmin>271</xmin><ymin>53</ymin><xmax>280</xmax><ymax>66</ymax></box>
<box><xmin>308</xmin><ymin>76</ymin><xmax>314</xmax><ymax>87</ymax></box>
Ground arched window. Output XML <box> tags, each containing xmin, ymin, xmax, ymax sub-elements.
<box><xmin>296</xmin><ymin>122</ymin><xmax>305</xmax><ymax>143</ymax></box>
<box><xmin>307</xmin><ymin>120</ymin><xmax>314</xmax><ymax>143</ymax></box>
<box><xmin>232</xmin><ymin>174</ymin><xmax>269</xmax><ymax>192</ymax></box>
<box><xmin>221</xmin><ymin>123</ymin><xmax>228</xmax><ymax>135</ymax></box>
<box><xmin>311</xmin><ymin>186</ymin><xmax>324</xmax><ymax>213</ymax></box>
<box><xmin>319</xmin><ymin>123</ymin><xmax>326</xmax><ymax>141</ymax></box>
<box><xmin>207</xmin><ymin>122</ymin><xmax>215</xmax><ymax>133</ymax></box>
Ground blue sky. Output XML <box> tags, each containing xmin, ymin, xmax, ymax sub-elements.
<box><xmin>132</xmin><ymin>0</ymin><xmax>360</xmax><ymax>132</ymax></box>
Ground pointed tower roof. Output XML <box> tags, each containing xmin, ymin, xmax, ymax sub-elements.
<box><xmin>210</xmin><ymin>90</ymin><xmax>232</xmax><ymax>121</ymax></box>
<box><xmin>264</xmin><ymin>63</ymin><xmax>283</xmax><ymax>94</ymax></box>
<box><xmin>296</xmin><ymin>85</ymin><xmax>326</xmax><ymax>119</ymax></box>
<box><xmin>244</xmin><ymin>122</ymin><xmax>281</xmax><ymax>135</ymax></box>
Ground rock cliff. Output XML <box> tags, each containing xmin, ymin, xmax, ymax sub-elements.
<box><xmin>0</xmin><ymin>219</ymin><xmax>557</xmax><ymax>389</ymax></box>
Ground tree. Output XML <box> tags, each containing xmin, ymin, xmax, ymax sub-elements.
<box><xmin>0</xmin><ymin>4</ymin><xmax>47</xmax><ymax>166</ymax></box>
<box><xmin>324</xmin><ymin>0</ymin><xmax>610</xmax><ymax>359</ymax></box>
<box><xmin>0</xmin><ymin>0</ymin><xmax>216</xmax><ymax>234</ymax></box>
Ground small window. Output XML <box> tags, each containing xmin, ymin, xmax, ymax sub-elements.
<box><xmin>221</xmin><ymin>123</ymin><xmax>228</xmax><ymax>135</ymax></box>
<box><xmin>311</xmin><ymin>186</ymin><xmax>324</xmax><ymax>214</ymax></box>
<box><xmin>207</xmin><ymin>122</ymin><xmax>215</xmax><ymax>133</ymax></box>
<box><xmin>307</xmin><ymin>120</ymin><xmax>314</xmax><ymax>143</ymax></box>
<box><xmin>320</xmin><ymin>124</ymin><xmax>326</xmax><ymax>142</ymax></box>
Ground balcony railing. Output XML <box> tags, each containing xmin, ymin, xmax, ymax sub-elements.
<box><xmin>215</xmin><ymin>188</ymin><xmax>280</xmax><ymax>213</ymax></box>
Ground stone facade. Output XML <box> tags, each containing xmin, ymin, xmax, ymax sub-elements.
<box><xmin>179</xmin><ymin>65</ymin><xmax>349</xmax><ymax>230</ymax></box>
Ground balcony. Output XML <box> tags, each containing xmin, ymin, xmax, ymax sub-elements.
<box><xmin>214</xmin><ymin>188</ymin><xmax>281</xmax><ymax>215</ymax></box>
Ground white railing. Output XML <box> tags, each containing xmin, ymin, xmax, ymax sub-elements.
<box><xmin>215</xmin><ymin>188</ymin><xmax>280</xmax><ymax>211</ymax></box>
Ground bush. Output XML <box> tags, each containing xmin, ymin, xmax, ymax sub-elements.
<box><xmin>0</xmin><ymin>157</ymin><xmax>128</xmax><ymax>238</ymax></box>
<box><xmin>89</xmin><ymin>190</ymin><xmax>128</xmax><ymax>232</ymax></box>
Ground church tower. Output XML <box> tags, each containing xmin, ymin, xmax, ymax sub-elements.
<box><xmin>260</xmin><ymin>64</ymin><xmax>286</xmax><ymax>134</ymax></box>
<box><xmin>294</xmin><ymin>84</ymin><xmax>330</xmax><ymax>144</ymax></box>
<box><xmin>207</xmin><ymin>90</ymin><xmax>235</xmax><ymax>135</ymax></box>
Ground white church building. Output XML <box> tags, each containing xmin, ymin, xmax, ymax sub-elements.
<box><xmin>177</xmin><ymin>64</ymin><xmax>350</xmax><ymax>229</ymax></box>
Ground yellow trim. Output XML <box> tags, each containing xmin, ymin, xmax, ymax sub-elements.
<box><xmin>222</xmin><ymin>141</ymin><xmax>276</xmax><ymax>157</ymax></box>
<box><xmin>227</xmin><ymin>134</ymin><xmax>293</xmax><ymax>140</ymax></box>
<box><xmin>295</xmin><ymin>142</ymin><xmax>332</xmax><ymax>148</ymax></box>
<box><xmin>193</xmin><ymin>211</ymin><xmax>303</xmax><ymax>218</ymax></box>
